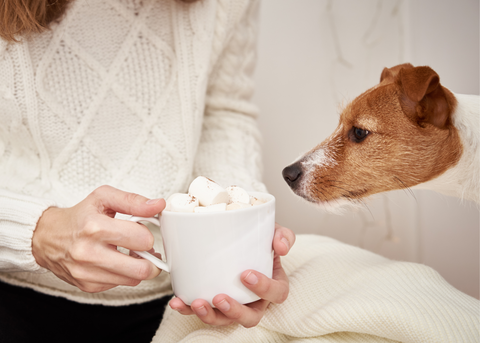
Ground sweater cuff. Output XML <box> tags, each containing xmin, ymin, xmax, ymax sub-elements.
<box><xmin>0</xmin><ymin>189</ymin><xmax>56</xmax><ymax>273</ymax></box>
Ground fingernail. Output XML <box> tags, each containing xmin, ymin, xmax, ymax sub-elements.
<box><xmin>244</xmin><ymin>271</ymin><xmax>258</xmax><ymax>285</ymax></box>
<box><xmin>216</xmin><ymin>299</ymin><xmax>230</xmax><ymax>312</ymax></box>
<box><xmin>146</xmin><ymin>198</ymin><xmax>161</xmax><ymax>205</ymax></box>
<box><xmin>195</xmin><ymin>305</ymin><xmax>207</xmax><ymax>316</ymax></box>
<box><xmin>281</xmin><ymin>237</ymin><xmax>290</xmax><ymax>250</ymax></box>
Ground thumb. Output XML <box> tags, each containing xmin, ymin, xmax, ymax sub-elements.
<box><xmin>90</xmin><ymin>185</ymin><xmax>166</xmax><ymax>217</ymax></box>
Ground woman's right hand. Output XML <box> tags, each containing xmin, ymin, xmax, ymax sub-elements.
<box><xmin>32</xmin><ymin>185</ymin><xmax>166</xmax><ymax>293</ymax></box>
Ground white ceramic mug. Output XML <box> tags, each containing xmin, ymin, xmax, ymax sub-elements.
<box><xmin>129</xmin><ymin>192</ymin><xmax>275</xmax><ymax>306</ymax></box>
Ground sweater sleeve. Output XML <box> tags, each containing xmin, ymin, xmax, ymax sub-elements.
<box><xmin>0</xmin><ymin>189</ymin><xmax>56</xmax><ymax>273</ymax></box>
<box><xmin>193</xmin><ymin>0</ymin><xmax>267</xmax><ymax>192</ymax></box>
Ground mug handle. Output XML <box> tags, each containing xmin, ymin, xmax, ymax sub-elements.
<box><xmin>129</xmin><ymin>216</ymin><xmax>170</xmax><ymax>272</ymax></box>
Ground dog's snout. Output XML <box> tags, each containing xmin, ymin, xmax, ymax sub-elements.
<box><xmin>282</xmin><ymin>163</ymin><xmax>303</xmax><ymax>188</ymax></box>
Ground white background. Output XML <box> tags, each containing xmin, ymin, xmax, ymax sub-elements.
<box><xmin>253</xmin><ymin>0</ymin><xmax>479</xmax><ymax>298</ymax></box>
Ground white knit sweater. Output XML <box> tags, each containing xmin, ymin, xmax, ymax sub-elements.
<box><xmin>0</xmin><ymin>0</ymin><xmax>266</xmax><ymax>305</ymax></box>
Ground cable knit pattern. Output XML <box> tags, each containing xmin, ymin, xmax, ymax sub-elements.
<box><xmin>194</xmin><ymin>0</ymin><xmax>266</xmax><ymax>191</ymax></box>
<box><xmin>153</xmin><ymin>235</ymin><xmax>479</xmax><ymax>343</ymax></box>
<box><xmin>0</xmin><ymin>0</ymin><xmax>265</xmax><ymax>305</ymax></box>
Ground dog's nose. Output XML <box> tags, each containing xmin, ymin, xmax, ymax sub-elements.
<box><xmin>282</xmin><ymin>163</ymin><xmax>303</xmax><ymax>188</ymax></box>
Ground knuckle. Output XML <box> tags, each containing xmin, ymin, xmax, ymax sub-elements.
<box><xmin>69</xmin><ymin>242</ymin><xmax>90</xmax><ymax>262</ymax></box>
<box><xmin>229</xmin><ymin>310</ymin><xmax>243</xmax><ymax>321</ymax></box>
<box><xmin>83</xmin><ymin>222</ymin><xmax>101</xmax><ymax>238</ymax></box>
<box><xmin>243</xmin><ymin>319</ymin><xmax>260</xmax><ymax>329</ymax></box>
<box><xmin>82</xmin><ymin>216</ymin><xmax>106</xmax><ymax>238</ymax></box>
<box><xmin>69</xmin><ymin>246</ymin><xmax>81</xmax><ymax>262</ymax></box>
<box><xmin>124</xmin><ymin>192</ymin><xmax>142</xmax><ymax>206</ymax></box>
<box><xmin>91</xmin><ymin>185</ymin><xmax>111</xmax><ymax>198</ymax></box>
<box><xmin>259</xmin><ymin>278</ymin><xmax>272</xmax><ymax>295</ymax></box>
<box><xmin>69</xmin><ymin>265</ymin><xmax>88</xmax><ymax>281</ymax></box>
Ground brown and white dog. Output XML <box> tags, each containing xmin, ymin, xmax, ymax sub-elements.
<box><xmin>282</xmin><ymin>63</ymin><xmax>479</xmax><ymax>210</ymax></box>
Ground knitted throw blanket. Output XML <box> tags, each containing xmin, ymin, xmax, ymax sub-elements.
<box><xmin>152</xmin><ymin>235</ymin><xmax>479</xmax><ymax>343</ymax></box>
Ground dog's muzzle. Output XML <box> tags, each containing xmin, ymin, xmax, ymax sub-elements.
<box><xmin>282</xmin><ymin>162</ymin><xmax>303</xmax><ymax>189</ymax></box>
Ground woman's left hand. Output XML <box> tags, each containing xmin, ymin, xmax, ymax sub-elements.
<box><xmin>169</xmin><ymin>223</ymin><xmax>295</xmax><ymax>327</ymax></box>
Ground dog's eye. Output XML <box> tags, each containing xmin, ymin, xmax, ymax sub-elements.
<box><xmin>349</xmin><ymin>127</ymin><xmax>370</xmax><ymax>143</ymax></box>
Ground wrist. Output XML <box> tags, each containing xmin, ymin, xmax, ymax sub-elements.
<box><xmin>32</xmin><ymin>206</ymin><xmax>62</xmax><ymax>269</ymax></box>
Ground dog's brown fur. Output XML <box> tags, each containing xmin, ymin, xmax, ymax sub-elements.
<box><xmin>286</xmin><ymin>63</ymin><xmax>463</xmax><ymax>206</ymax></box>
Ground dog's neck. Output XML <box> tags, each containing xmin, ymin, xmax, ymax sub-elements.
<box><xmin>413</xmin><ymin>93</ymin><xmax>479</xmax><ymax>203</ymax></box>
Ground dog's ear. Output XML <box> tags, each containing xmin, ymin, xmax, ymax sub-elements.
<box><xmin>396</xmin><ymin>66</ymin><xmax>456</xmax><ymax>129</ymax></box>
<box><xmin>380</xmin><ymin>63</ymin><xmax>414</xmax><ymax>83</ymax></box>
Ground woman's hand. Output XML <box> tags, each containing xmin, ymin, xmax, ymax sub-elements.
<box><xmin>32</xmin><ymin>185</ymin><xmax>166</xmax><ymax>293</ymax></box>
<box><xmin>169</xmin><ymin>223</ymin><xmax>295</xmax><ymax>328</ymax></box>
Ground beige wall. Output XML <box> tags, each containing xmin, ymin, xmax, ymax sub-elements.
<box><xmin>253</xmin><ymin>0</ymin><xmax>479</xmax><ymax>298</ymax></box>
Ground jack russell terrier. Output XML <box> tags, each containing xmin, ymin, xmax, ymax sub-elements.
<box><xmin>283</xmin><ymin>63</ymin><xmax>479</xmax><ymax>210</ymax></box>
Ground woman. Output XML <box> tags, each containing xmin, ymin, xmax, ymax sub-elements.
<box><xmin>0</xmin><ymin>0</ymin><xmax>294</xmax><ymax>342</ymax></box>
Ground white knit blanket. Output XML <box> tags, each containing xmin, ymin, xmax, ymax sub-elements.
<box><xmin>152</xmin><ymin>235</ymin><xmax>479</xmax><ymax>342</ymax></box>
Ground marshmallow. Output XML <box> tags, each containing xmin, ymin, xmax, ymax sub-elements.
<box><xmin>165</xmin><ymin>193</ymin><xmax>183</xmax><ymax>211</ymax></box>
<box><xmin>226</xmin><ymin>202</ymin><xmax>252</xmax><ymax>211</ymax></box>
<box><xmin>188</xmin><ymin>176</ymin><xmax>229</xmax><ymax>206</ymax></box>
<box><xmin>169</xmin><ymin>193</ymin><xmax>199</xmax><ymax>212</ymax></box>
<box><xmin>226</xmin><ymin>186</ymin><xmax>250</xmax><ymax>204</ymax></box>
<box><xmin>194</xmin><ymin>203</ymin><xmax>227</xmax><ymax>213</ymax></box>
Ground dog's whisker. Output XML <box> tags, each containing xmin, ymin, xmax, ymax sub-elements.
<box><xmin>358</xmin><ymin>198</ymin><xmax>374</xmax><ymax>219</ymax></box>
<box><xmin>393</xmin><ymin>176</ymin><xmax>417</xmax><ymax>201</ymax></box>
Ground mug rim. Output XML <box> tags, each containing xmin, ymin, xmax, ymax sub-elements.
<box><xmin>161</xmin><ymin>191</ymin><xmax>275</xmax><ymax>216</ymax></box>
